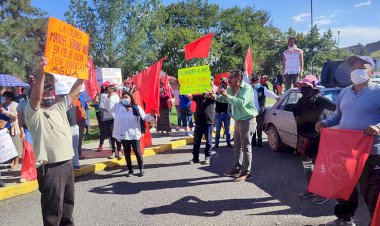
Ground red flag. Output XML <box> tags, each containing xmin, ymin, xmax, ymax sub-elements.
<box><xmin>132</xmin><ymin>58</ymin><xmax>165</xmax><ymax>115</ymax></box>
<box><xmin>84</xmin><ymin>58</ymin><xmax>99</xmax><ymax>100</ymax></box>
<box><xmin>308</xmin><ymin>128</ymin><xmax>373</xmax><ymax>200</ymax></box>
<box><xmin>372</xmin><ymin>193</ymin><xmax>380</xmax><ymax>226</ymax></box>
<box><xmin>214</xmin><ymin>72</ymin><xmax>229</xmax><ymax>86</ymax></box>
<box><xmin>184</xmin><ymin>33</ymin><xmax>213</xmax><ymax>61</ymax></box>
<box><xmin>243</xmin><ymin>46</ymin><xmax>252</xmax><ymax>84</ymax></box>
<box><xmin>161</xmin><ymin>73</ymin><xmax>173</xmax><ymax>98</ymax></box>
<box><xmin>20</xmin><ymin>140</ymin><xmax>37</xmax><ymax>181</ymax></box>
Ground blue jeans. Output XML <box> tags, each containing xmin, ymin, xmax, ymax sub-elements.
<box><xmin>192</xmin><ymin>124</ymin><xmax>213</xmax><ymax>161</ymax></box>
<box><xmin>215</xmin><ymin>113</ymin><xmax>231</xmax><ymax>146</ymax></box>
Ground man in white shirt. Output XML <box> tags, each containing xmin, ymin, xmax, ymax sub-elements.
<box><xmin>251</xmin><ymin>75</ymin><xmax>279</xmax><ymax>148</ymax></box>
<box><xmin>282</xmin><ymin>37</ymin><xmax>304</xmax><ymax>90</ymax></box>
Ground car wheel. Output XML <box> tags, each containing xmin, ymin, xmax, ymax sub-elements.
<box><xmin>267</xmin><ymin>125</ymin><xmax>283</xmax><ymax>152</ymax></box>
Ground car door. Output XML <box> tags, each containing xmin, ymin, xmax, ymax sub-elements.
<box><xmin>272</xmin><ymin>91</ymin><xmax>301</xmax><ymax>148</ymax></box>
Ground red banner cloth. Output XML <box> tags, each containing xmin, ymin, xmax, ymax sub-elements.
<box><xmin>308</xmin><ymin>128</ymin><xmax>373</xmax><ymax>201</ymax></box>
<box><xmin>84</xmin><ymin>58</ymin><xmax>99</xmax><ymax>100</ymax></box>
<box><xmin>371</xmin><ymin>193</ymin><xmax>380</xmax><ymax>226</ymax></box>
<box><xmin>245</xmin><ymin>46</ymin><xmax>252</xmax><ymax>76</ymax></box>
<box><xmin>214</xmin><ymin>72</ymin><xmax>229</xmax><ymax>86</ymax></box>
<box><xmin>132</xmin><ymin>91</ymin><xmax>153</xmax><ymax>154</ymax></box>
<box><xmin>184</xmin><ymin>33</ymin><xmax>213</xmax><ymax>61</ymax></box>
<box><xmin>20</xmin><ymin>140</ymin><xmax>37</xmax><ymax>181</ymax></box>
<box><xmin>132</xmin><ymin>58</ymin><xmax>165</xmax><ymax>116</ymax></box>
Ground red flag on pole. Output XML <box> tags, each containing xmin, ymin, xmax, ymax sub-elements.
<box><xmin>371</xmin><ymin>193</ymin><xmax>380</xmax><ymax>226</ymax></box>
<box><xmin>132</xmin><ymin>58</ymin><xmax>165</xmax><ymax>115</ymax></box>
<box><xmin>84</xmin><ymin>58</ymin><xmax>99</xmax><ymax>100</ymax></box>
<box><xmin>308</xmin><ymin>128</ymin><xmax>373</xmax><ymax>201</ymax></box>
<box><xmin>244</xmin><ymin>46</ymin><xmax>252</xmax><ymax>83</ymax></box>
<box><xmin>184</xmin><ymin>33</ymin><xmax>213</xmax><ymax>61</ymax></box>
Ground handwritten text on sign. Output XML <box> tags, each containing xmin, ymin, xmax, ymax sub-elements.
<box><xmin>178</xmin><ymin>65</ymin><xmax>211</xmax><ymax>94</ymax></box>
<box><xmin>0</xmin><ymin>128</ymin><xmax>18</xmax><ymax>163</ymax></box>
<box><xmin>44</xmin><ymin>17</ymin><xmax>90</xmax><ymax>80</ymax></box>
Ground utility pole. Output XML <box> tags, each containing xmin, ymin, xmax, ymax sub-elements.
<box><xmin>337</xmin><ymin>31</ymin><xmax>341</xmax><ymax>61</ymax></box>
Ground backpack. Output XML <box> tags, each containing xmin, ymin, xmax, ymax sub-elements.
<box><xmin>131</xmin><ymin>105</ymin><xmax>146</xmax><ymax>134</ymax></box>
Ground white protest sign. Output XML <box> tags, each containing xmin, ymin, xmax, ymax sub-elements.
<box><xmin>52</xmin><ymin>73</ymin><xmax>85</xmax><ymax>95</ymax></box>
<box><xmin>95</xmin><ymin>68</ymin><xmax>123</xmax><ymax>87</ymax></box>
<box><xmin>0</xmin><ymin>128</ymin><xmax>18</xmax><ymax>163</ymax></box>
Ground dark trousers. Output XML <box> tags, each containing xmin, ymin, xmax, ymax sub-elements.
<box><xmin>334</xmin><ymin>155</ymin><xmax>380</xmax><ymax>223</ymax></box>
<box><xmin>77</xmin><ymin>120</ymin><xmax>85</xmax><ymax>155</ymax></box>
<box><xmin>121</xmin><ymin>140</ymin><xmax>143</xmax><ymax>171</ymax></box>
<box><xmin>285</xmin><ymin>74</ymin><xmax>299</xmax><ymax>90</ymax></box>
<box><xmin>99</xmin><ymin>119</ymin><xmax>120</xmax><ymax>152</ymax></box>
<box><xmin>192</xmin><ymin>124</ymin><xmax>213</xmax><ymax>161</ymax></box>
<box><xmin>252</xmin><ymin>113</ymin><xmax>264</xmax><ymax>145</ymax></box>
<box><xmin>37</xmin><ymin>160</ymin><xmax>74</xmax><ymax>226</ymax></box>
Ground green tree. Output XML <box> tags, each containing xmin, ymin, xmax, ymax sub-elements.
<box><xmin>65</xmin><ymin>0</ymin><xmax>162</xmax><ymax>77</ymax></box>
<box><xmin>0</xmin><ymin>0</ymin><xmax>46</xmax><ymax>78</ymax></box>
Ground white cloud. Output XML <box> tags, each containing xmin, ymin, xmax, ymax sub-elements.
<box><xmin>354</xmin><ymin>1</ymin><xmax>371</xmax><ymax>7</ymax></box>
<box><xmin>314</xmin><ymin>15</ymin><xmax>336</xmax><ymax>26</ymax></box>
<box><xmin>330</xmin><ymin>26</ymin><xmax>380</xmax><ymax>47</ymax></box>
<box><xmin>292</xmin><ymin>13</ymin><xmax>311</xmax><ymax>23</ymax></box>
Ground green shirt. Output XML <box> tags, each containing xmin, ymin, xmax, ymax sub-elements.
<box><xmin>216</xmin><ymin>82</ymin><xmax>257</xmax><ymax>121</ymax></box>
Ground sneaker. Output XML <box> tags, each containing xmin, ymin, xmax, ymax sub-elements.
<box><xmin>126</xmin><ymin>170</ymin><xmax>134</xmax><ymax>177</ymax></box>
<box><xmin>118</xmin><ymin>151</ymin><xmax>124</xmax><ymax>159</ymax></box>
<box><xmin>224</xmin><ymin>168</ymin><xmax>241</xmax><ymax>177</ymax></box>
<box><xmin>139</xmin><ymin>169</ymin><xmax>145</xmax><ymax>177</ymax></box>
<box><xmin>109</xmin><ymin>152</ymin><xmax>116</xmax><ymax>159</ymax></box>
<box><xmin>213</xmin><ymin>144</ymin><xmax>219</xmax><ymax>149</ymax></box>
<box><xmin>201</xmin><ymin>158</ymin><xmax>210</xmax><ymax>165</ymax></box>
<box><xmin>325</xmin><ymin>218</ymin><xmax>356</xmax><ymax>226</ymax></box>
<box><xmin>298</xmin><ymin>189</ymin><xmax>315</xmax><ymax>199</ymax></box>
<box><xmin>234</xmin><ymin>172</ymin><xmax>251</xmax><ymax>182</ymax></box>
<box><xmin>0</xmin><ymin>180</ymin><xmax>6</xmax><ymax>187</ymax></box>
<box><xmin>150</xmin><ymin>127</ymin><xmax>156</xmax><ymax>132</ymax></box>
<box><xmin>188</xmin><ymin>159</ymin><xmax>200</xmax><ymax>164</ymax></box>
<box><xmin>74</xmin><ymin>166</ymin><xmax>81</xmax><ymax>170</ymax></box>
<box><xmin>311</xmin><ymin>196</ymin><xmax>329</xmax><ymax>205</ymax></box>
<box><xmin>227</xmin><ymin>144</ymin><xmax>234</xmax><ymax>148</ymax></box>
<box><xmin>175</xmin><ymin>126</ymin><xmax>181</xmax><ymax>131</ymax></box>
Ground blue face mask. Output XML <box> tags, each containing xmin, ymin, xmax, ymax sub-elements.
<box><xmin>121</xmin><ymin>98</ymin><xmax>130</xmax><ymax>106</ymax></box>
<box><xmin>254</xmin><ymin>84</ymin><xmax>261</xmax><ymax>89</ymax></box>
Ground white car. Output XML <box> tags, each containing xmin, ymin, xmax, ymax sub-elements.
<box><xmin>262</xmin><ymin>87</ymin><xmax>341</xmax><ymax>152</ymax></box>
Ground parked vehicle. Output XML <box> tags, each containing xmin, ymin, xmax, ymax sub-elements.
<box><xmin>262</xmin><ymin>87</ymin><xmax>341</xmax><ymax>151</ymax></box>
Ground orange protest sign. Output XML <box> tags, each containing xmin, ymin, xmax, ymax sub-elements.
<box><xmin>44</xmin><ymin>17</ymin><xmax>90</xmax><ymax>80</ymax></box>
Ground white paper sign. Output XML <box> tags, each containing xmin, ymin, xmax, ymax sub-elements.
<box><xmin>52</xmin><ymin>73</ymin><xmax>85</xmax><ymax>95</ymax></box>
<box><xmin>0</xmin><ymin>128</ymin><xmax>18</xmax><ymax>163</ymax></box>
<box><xmin>95</xmin><ymin>68</ymin><xmax>123</xmax><ymax>87</ymax></box>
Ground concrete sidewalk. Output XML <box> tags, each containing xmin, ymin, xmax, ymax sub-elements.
<box><xmin>0</xmin><ymin>128</ymin><xmax>228</xmax><ymax>201</ymax></box>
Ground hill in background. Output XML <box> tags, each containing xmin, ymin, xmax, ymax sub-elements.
<box><xmin>344</xmin><ymin>41</ymin><xmax>380</xmax><ymax>57</ymax></box>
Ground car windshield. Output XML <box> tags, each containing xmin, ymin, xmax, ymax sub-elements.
<box><xmin>321</xmin><ymin>89</ymin><xmax>341</xmax><ymax>103</ymax></box>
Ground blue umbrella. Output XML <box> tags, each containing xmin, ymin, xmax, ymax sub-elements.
<box><xmin>0</xmin><ymin>74</ymin><xmax>30</xmax><ymax>87</ymax></box>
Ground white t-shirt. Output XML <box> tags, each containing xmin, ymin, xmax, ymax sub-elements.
<box><xmin>283</xmin><ymin>48</ymin><xmax>303</xmax><ymax>75</ymax></box>
<box><xmin>99</xmin><ymin>93</ymin><xmax>120</xmax><ymax>121</ymax></box>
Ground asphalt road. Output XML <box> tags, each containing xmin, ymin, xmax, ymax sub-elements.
<box><xmin>0</xmin><ymin>141</ymin><xmax>371</xmax><ymax>226</ymax></box>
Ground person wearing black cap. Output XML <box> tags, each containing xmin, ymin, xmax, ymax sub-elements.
<box><xmin>316</xmin><ymin>55</ymin><xmax>380</xmax><ymax>226</ymax></box>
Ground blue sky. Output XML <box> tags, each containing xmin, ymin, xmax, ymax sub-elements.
<box><xmin>31</xmin><ymin>0</ymin><xmax>380</xmax><ymax>48</ymax></box>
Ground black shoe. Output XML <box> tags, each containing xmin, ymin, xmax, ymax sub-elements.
<box><xmin>213</xmin><ymin>144</ymin><xmax>219</xmax><ymax>149</ymax></box>
<box><xmin>126</xmin><ymin>170</ymin><xmax>134</xmax><ymax>177</ymax></box>
<box><xmin>139</xmin><ymin>169</ymin><xmax>145</xmax><ymax>177</ymax></box>
<box><xmin>227</xmin><ymin>144</ymin><xmax>234</xmax><ymax>148</ymax></box>
<box><xmin>252</xmin><ymin>141</ymin><xmax>257</xmax><ymax>146</ymax></box>
<box><xmin>188</xmin><ymin>159</ymin><xmax>200</xmax><ymax>164</ymax></box>
<box><xmin>258</xmin><ymin>143</ymin><xmax>263</xmax><ymax>148</ymax></box>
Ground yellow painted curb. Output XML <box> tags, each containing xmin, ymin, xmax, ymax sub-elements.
<box><xmin>0</xmin><ymin>136</ymin><xmax>195</xmax><ymax>201</ymax></box>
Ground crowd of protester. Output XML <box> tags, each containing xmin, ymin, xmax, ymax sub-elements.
<box><xmin>0</xmin><ymin>51</ymin><xmax>379</xmax><ymax>226</ymax></box>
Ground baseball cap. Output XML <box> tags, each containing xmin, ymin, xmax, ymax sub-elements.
<box><xmin>347</xmin><ymin>55</ymin><xmax>375</xmax><ymax>69</ymax></box>
<box><xmin>296</xmin><ymin>75</ymin><xmax>319</xmax><ymax>88</ymax></box>
<box><xmin>102</xmin><ymin>81</ymin><xmax>116</xmax><ymax>87</ymax></box>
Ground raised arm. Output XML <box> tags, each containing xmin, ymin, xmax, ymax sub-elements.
<box><xmin>67</xmin><ymin>79</ymin><xmax>84</xmax><ymax>107</ymax></box>
<box><xmin>29</xmin><ymin>57</ymin><xmax>47</xmax><ymax>110</ymax></box>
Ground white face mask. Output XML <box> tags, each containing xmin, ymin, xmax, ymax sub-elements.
<box><xmin>121</xmin><ymin>98</ymin><xmax>130</xmax><ymax>106</ymax></box>
<box><xmin>350</xmin><ymin>69</ymin><xmax>369</xmax><ymax>85</ymax></box>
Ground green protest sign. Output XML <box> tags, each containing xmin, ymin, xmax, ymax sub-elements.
<box><xmin>178</xmin><ymin>65</ymin><xmax>212</xmax><ymax>94</ymax></box>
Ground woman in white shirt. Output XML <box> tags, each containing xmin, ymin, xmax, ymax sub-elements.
<box><xmin>104</xmin><ymin>91</ymin><xmax>155</xmax><ymax>177</ymax></box>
